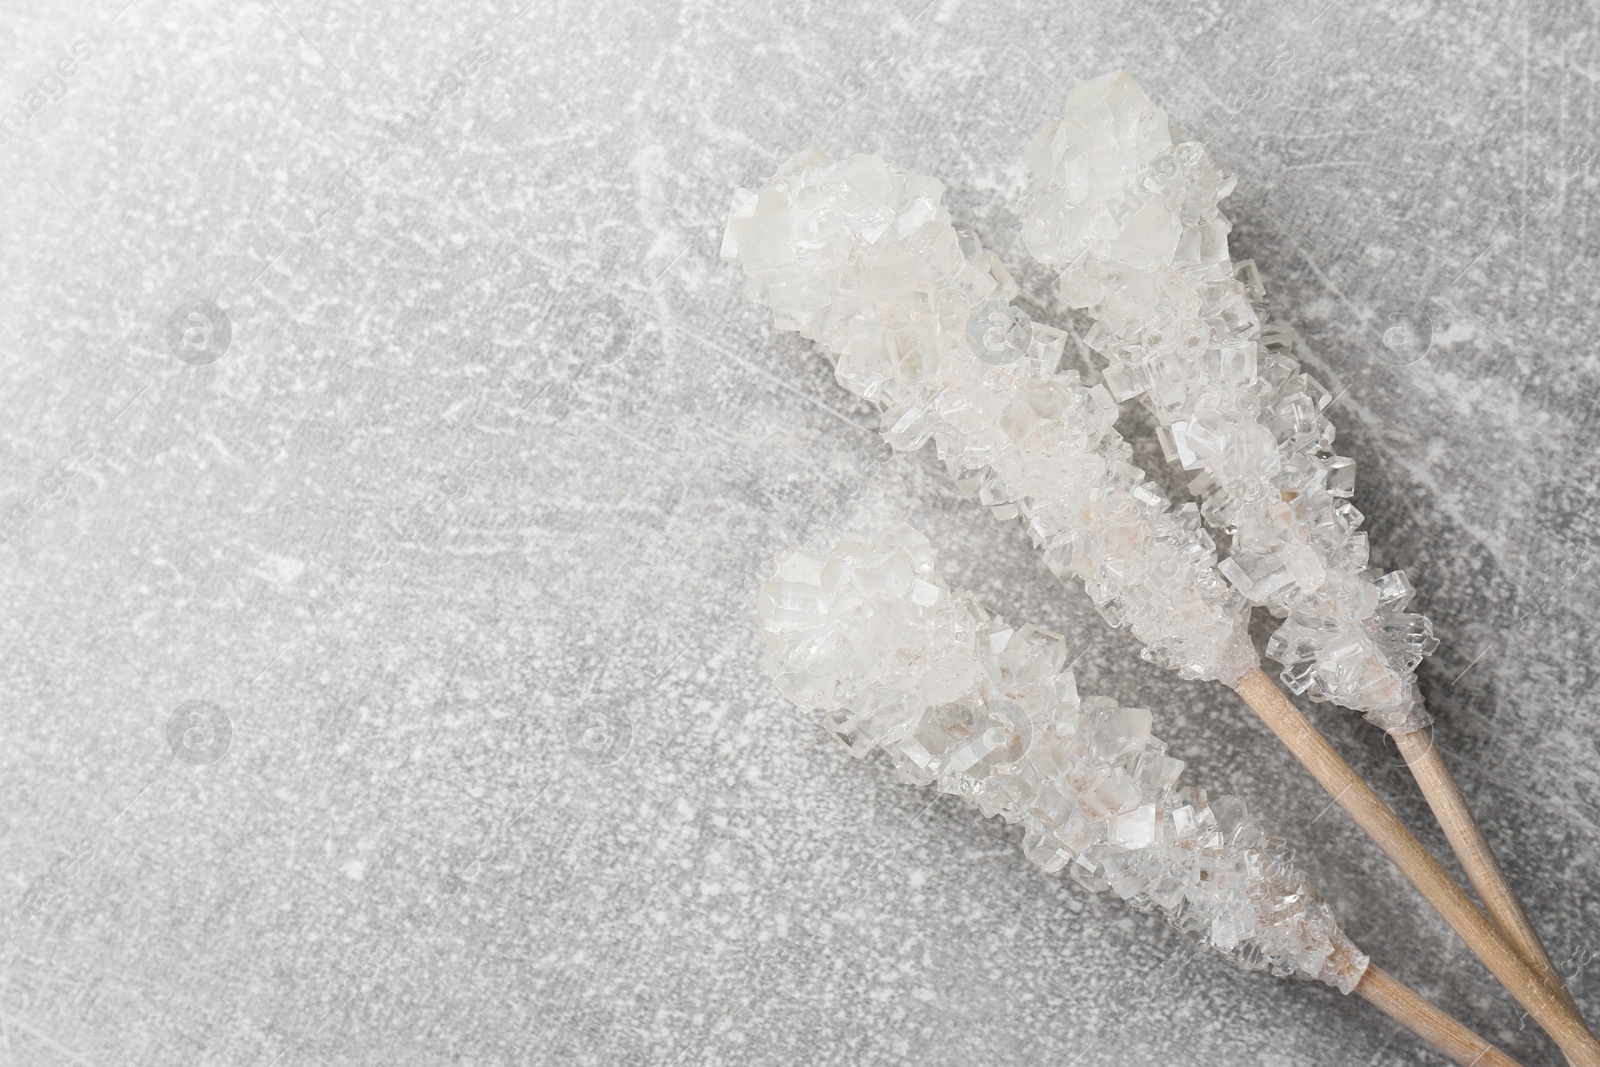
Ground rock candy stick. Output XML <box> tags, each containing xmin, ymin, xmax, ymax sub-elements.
<box><xmin>757</xmin><ymin>523</ymin><xmax>1521</xmax><ymax>1067</ymax></box>
<box><xmin>1018</xmin><ymin>70</ymin><xmax>1579</xmax><ymax>1020</ymax></box>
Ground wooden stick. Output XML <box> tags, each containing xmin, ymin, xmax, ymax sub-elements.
<box><xmin>1231</xmin><ymin>667</ymin><xmax>1600</xmax><ymax>1066</ymax></box>
<box><xmin>1394</xmin><ymin>727</ymin><xmax>1583</xmax><ymax>1020</ymax></box>
<box><xmin>1357</xmin><ymin>963</ymin><xmax>1524</xmax><ymax>1067</ymax></box>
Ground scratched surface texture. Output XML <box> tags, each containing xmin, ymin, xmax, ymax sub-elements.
<box><xmin>1</xmin><ymin>0</ymin><xmax>1598</xmax><ymax>1064</ymax></box>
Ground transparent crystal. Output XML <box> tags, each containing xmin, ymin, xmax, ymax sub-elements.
<box><xmin>757</xmin><ymin>524</ymin><xmax>1367</xmax><ymax>993</ymax></box>
<box><xmin>1019</xmin><ymin>71</ymin><xmax>1434</xmax><ymax>732</ymax></box>
<box><xmin>724</xmin><ymin>150</ymin><xmax>1256</xmax><ymax>685</ymax></box>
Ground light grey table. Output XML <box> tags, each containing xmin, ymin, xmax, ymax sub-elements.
<box><xmin>2</xmin><ymin>1</ymin><xmax>1597</xmax><ymax>1064</ymax></box>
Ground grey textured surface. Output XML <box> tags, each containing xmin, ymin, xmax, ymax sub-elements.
<box><xmin>2</xmin><ymin>1</ymin><xmax>1598</xmax><ymax>1064</ymax></box>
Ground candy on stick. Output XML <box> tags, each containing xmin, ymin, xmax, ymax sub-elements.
<box><xmin>757</xmin><ymin>522</ymin><xmax>1522</xmax><ymax>1067</ymax></box>
<box><xmin>1016</xmin><ymin>70</ymin><xmax>1577</xmax><ymax>1018</ymax></box>
<box><xmin>722</xmin><ymin>150</ymin><xmax>1600</xmax><ymax>1063</ymax></box>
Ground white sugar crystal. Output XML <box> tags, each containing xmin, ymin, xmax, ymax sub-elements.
<box><xmin>757</xmin><ymin>525</ymin><xmax>1368</xmax><ymax>992</ymax></box>
<box><xmin>1020</xmin><ymin>72</ymin><xmax>1438</xmax><ymax>732</ymax></box>
<box><xmin>724</xmin><ymin>149</ymin><xmax>1256</xmax><ymax>685</ymax></box>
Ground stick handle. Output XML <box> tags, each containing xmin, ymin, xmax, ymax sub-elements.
<box><xmin>1232</xmin><ymin>668</ymin><xmax>1600</xmax><ymax>1066</ymax></box>
<box><xmin>1356</xmin><ymin>963</ymin><xmax>1524</xmax><ymax>1067</ymax></box>
<box><xmin>1394</xmin><ymin>727</ymin><xmax>1584</xmax><ymax>1020</ymax></box>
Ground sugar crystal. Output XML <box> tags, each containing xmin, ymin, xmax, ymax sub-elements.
<box><xmin>724</xmin><ymin>150</ymin><xmax>1257</xmax><ymax>685</ymax></box>
<box><xmin>1020</xmin><ymin>72</ymin><xmax>1437</xmax><ymax>732</ymax></box>
<box><xmin>757</xmin><ymin>524</ymin><xmax>1368</xmax><ymax>992</ymax></box>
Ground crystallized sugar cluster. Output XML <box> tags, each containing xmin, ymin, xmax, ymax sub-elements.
<box><xmin>758</xmin><ymin>525</ymin><xmax>1369</xmax><ymax>991</ymax></box>
<box><xmin>724</xmin><ymin>149</ymin><xmax>1256</xmax><ymax>685</ymax></box>
<box><xmin>1018</xmin><ymin>72</ymin><xmax>1438</xmax><ymax>732</ymax></box>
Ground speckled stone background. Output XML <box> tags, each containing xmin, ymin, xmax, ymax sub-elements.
<box><xmin>2</xmin><ymin>0</ymin><xmax>1598</xmax><ymax>1064</ymax></box>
